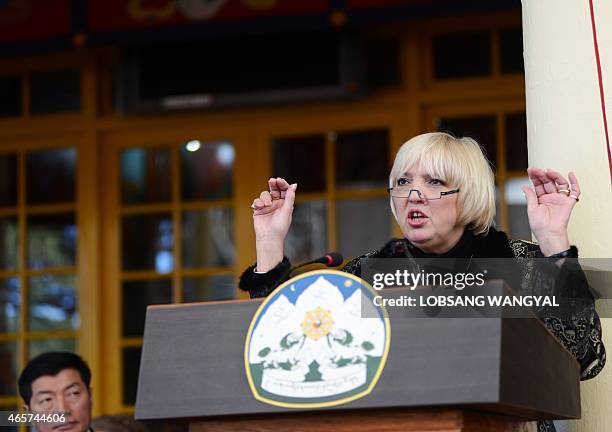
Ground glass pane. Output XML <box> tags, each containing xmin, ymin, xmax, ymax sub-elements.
<box><xmin>122</xmin><ymin>214</ymin><xmax>174</xmax><ymax>272</ymax></box>
<box><xmin>136</xmin><ymin>30</ymin><xmax>344</xmax><ymax>99</ymax></box>
<box><xmin>505</xmin><ymin>112</ymin><xmax>528</xmax><ymax>171</ymax></box>
<box><xmin>183</xmin><ymin>275</ymin><xmax>235</xmax><ymax>302</ymax></box>
<box><xmin>437</xmin><ymin>115</ymin><xmax>497</xmax><ymax>170</ymax></box>
<box><xmin>121</xmin><ymin>148</ymin><xmax>171</xmax><ymax>204</ymax></box>
<box><xmin>337</xmin><ymin>198</ymin><xmax>391</xmax><ymax>258</ymax></box>
<box><xmin>0</xmin><ymin>217</ymin><xmax>18</xmax><ymax>269</ymax></box>
<box><xmin>335</xmin><ymin>129</ymin><xmax>389</xmax><ymax>190</ymax></box>
<box><xmin>30</xmin><ymin>69</ymin><xmax>81</xmax><ymax>115</ymax></box>
<box><xmin>0</xmin><ymin>75</ymin><xmax>21</xmax><ymax>117</ymax></box>
<box><xmin>500</xmin><ymin>27</ymin><xmax>524</xmax><ymax>74</ymax></box>
<box><xmin>0</xmin><ymin>153</ymin><xmax>17</xmax><ymax>206</ymax></box>
<box><xmin>0</xmin><ymin>341</ymin><xmax>18</xmax><ymax>396</ymax></box>
<box><xmin>123</xmin><ymin>347</ymin><xmax>142</xmax><ymax>406</ymax></box>
<box><xmin>366</xmin><ymin>34</ymin><xmax>400</xmax><ymax>89</ymax></box>
<box><xmin>181</xmin><ymin>141</ymin><xmax>234</xmax><ymax>201</ymax></box>
<box><xmin>29</xmin><ymin>338</ymin><xmax>76</xmax><ymax>360</ymax></box>
<box><xmin>508</xmin><ymin>205</ymin><xmax>530</xmax><ymax>240</ymax></box>
<box><xmin>506</xmin><ymin>177</ymin><xmax>531</xmax><ymax>240</ymax></box>
<box><xmin>122</xmin><ymin>280</ymin><xmax>172</xmax><ymax>337</ymax></box>
<box><xmin>273</xmin><ymin>135</ymin><xmax>326</xmax><ymax>193</ymax></box>
<box><xmin>0</xmin><ymin>278</ymin><xmax>20</xmax><ymax>333</ymax></box>
<box><xmin>26</xmin><ymin>148</ymin><xmax>76</xmax><ymax>204</ymax></box>
<box><xmin>433</xmin><ymin>31</ymin><xmax>491</xmax><ymax>79</ymax></box>
<box><xmin>27</xmin><ymin>213</ymin><xmax>77</xmax><ymax>269</ymax></box>
<box><xmin>182</xmin><ymin>208</ymin><xmax>234</xmax><ymax>268</ymax></box>
<box><xmin>285</xmin><ymin>200</ymin><xmax>327</xmax><ymax>263</ymax></box>
<box><xmin>29</xmin><ymin>275</ymin><xmax>78</xmax><ymax>332</ymax></box>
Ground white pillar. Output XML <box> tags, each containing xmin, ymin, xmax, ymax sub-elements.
<box><xmin>522</xmin><ymin>1</ymin><xmax>612</xmax><ymax>431</ymax></box>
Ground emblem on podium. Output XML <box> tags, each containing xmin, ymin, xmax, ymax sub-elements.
<box><xmin>245</xmin><ymin>270</ymin><xmax>390</xmax><ymax>408</ymax></box>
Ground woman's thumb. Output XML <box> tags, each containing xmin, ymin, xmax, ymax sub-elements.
<box><xmin>282</xmin><ymin>183</ymin><xmax>298</xmax><ymax>211</ymax></box>
<box><xmin>522</xmin><ymin>186</ymin><xmax>537</xmax><ymax>209</ymax></box>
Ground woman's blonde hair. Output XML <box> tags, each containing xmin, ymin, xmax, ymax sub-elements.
<box><xmin>389</xmin><ymin>132</ymin><xmax>496</xmax><ymax>235</ymax></box>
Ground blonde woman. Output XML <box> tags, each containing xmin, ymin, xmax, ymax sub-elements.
<box><xmin>239</xmin><ymin>132</ymin><xmax>605</xmax><ymax>432</ymax></box>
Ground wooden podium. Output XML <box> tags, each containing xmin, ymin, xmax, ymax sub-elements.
<box><xmin>135</xmin><ymin>280</ymin><xmax>580</xmax><ymax>432</ymax></box>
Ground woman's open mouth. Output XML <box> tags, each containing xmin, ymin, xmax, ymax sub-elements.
<box><xmin>407</xmin><ymin>210</ymin><xmax>428</xmax><ymax>227</ymax></box>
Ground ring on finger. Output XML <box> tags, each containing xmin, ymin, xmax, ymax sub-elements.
<box><xmin>557</xmin><ymin>189</ymin><xmax>571</xmax><ymax>196</ymax></box>
<box><xmin>569</xmin><ymin>194</ymin><xmax>580</xmax><ymax>202</ymax></box>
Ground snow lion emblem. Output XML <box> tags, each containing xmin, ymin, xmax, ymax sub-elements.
<box><xmin>244</xmin><ymin>270</ymin><xmax>390</xmax><ymax>408</ymax></box>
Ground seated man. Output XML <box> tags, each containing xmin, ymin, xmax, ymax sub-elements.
<box><xmin>18</xmin><ymin>351</ymin><xmax>93</xmax><ymax>432</ymax></box>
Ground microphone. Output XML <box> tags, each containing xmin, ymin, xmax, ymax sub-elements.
<box><xmin>271</xmin><ymin>252</ymin><xmax>344</xmax><ymax>290</ymax></box>
<box><xmin>293</xmin><ymin>251</ymin><xmax>344</xmax><ymax>271</ymax></box>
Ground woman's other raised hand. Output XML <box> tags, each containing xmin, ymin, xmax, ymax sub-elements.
<box><xmin>522</xmin><ymin>167</ymin><xmax>580</xmax><ymax>256</ymax></box>
<box><xmin>251</xmin><ymin>177</ymin><xmax>297</xmax><ymax>272</ymax></box>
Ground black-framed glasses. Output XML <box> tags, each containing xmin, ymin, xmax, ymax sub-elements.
<box><xmin>387</xmin><ymin>187</ymin><xmax>460</xmax><ymax>203</ymax></box>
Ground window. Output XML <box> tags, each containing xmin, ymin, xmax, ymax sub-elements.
<box><xmin>272</xmin><ymin>128</ymin><xmax>392</xmax><ymax>262</ymax></box>
<box><xmin>432</xmin><ymin>110</ymin><xmax>530</xmax><ymax>239</ymax></box>
<box><xmin>433</xmin><ymin>31</ymin><xmax>492</xmax><ymax>79</ymax></box>
<box><xmin>116</xmin><ymin>140</ymin><xmax>236</xmax><ymax>406</ymax></box>
<box><xmin>499</xmin><ymin>27</ymin><xmax>524</xmax><ymax>74</ymax></box>
<box><xmin>0</xmin><ymin>76</ymin><xmax>22</xmax><ymax>118</ymax></box>
<box><xmin>30</xmin><ymin>69</ymin><xmax>81</xmax><ymax>115</ymax></box>
<box><xmin>430</xmin><ymin>25</ymin><xmax>524</xmax><ymax>82</ymax></box>
<box><xmin>0</xmin><ymin>147</ymin><xmax>79</xmax><ymax>407</ymax></box>
<box><xmin>365</xmin><ymin>31</ymin><xmax>401</xmax><ymax>90</ymax></box>
<box><xmin>0</xmin><ymin>68</ymin><xmax>82</xmax><ymax>118</ymax></box>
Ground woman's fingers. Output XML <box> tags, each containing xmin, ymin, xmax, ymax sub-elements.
<box><xmin>251</xmin><ymin>191</ymin><xmax>276</xmax><ymax>211</ymax></box>
<box><xmin>252</xmin><ymin>198</ymin><xmax>274</xmax><ymax>213</ymax></box>
<box><xmin>268</xmin><ymin>177</ymin><xmax>292</xmax><ymax>199</ymax></box>
<box><xmin>252</xmin><ymin>178</ymin><xmax>296</xmax><ymax>213</ymax></box>
<box><xmin>260</xmin><ymin>190</ymin><xmax>273</xmax><ymax>206</ymax></box>
<box><xmin>252</xmin><ymin>197</ymin><xmax>283</xmax><ymax>214</ymax></box>
<box><xmin>273</xmin><ymin>177</ymin><xmax>290</xmax><ymax>188</ymax></box>
<box><xmin>529</xmin><ymin>167</ymin><xmax>579</xmax><ymax>198</ymax></box>
<box><xmin>281</xmin><ymin>183</ymin><xmax>298</xmax><ymax>212</ymax></box>
<box><xmin>522</xmin><ymin>186</ymin><xmax>538</xmax><ymax>211</ymax></box>
<box><xmin>527</xmin><ymin>167</ymin><xmax>547</xmax><ymax>197</ymax></box>
<box><xmin>537</xmin><ymin>171</ymin><xmax>558</xmax><ymax>194</ymax></box>
<box><xmin>546</xmin><ymin>169</ymin><xmax>570</xmax><ymax>192</ymax></box>
<box><xmin>275</xmin><ymin>177</ymin><xmax>291</xmax><ymax>198</ymax></box>
<box><xmin>252</xmin><ymin>178</ymin><xmax>296</xmax><ymax>212</ymax></box>
<box><xmin>268</xmin><ymin>178</ymin><xmax>281</xmax><ymax>199</ymax></box>
<box><xmin>568</xmin><ymin>172</ymin><xmax>581</xmax><ymax>198</ymax></box>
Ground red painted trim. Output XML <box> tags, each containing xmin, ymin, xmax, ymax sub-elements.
<box><xmin>588</xmin><ymin>0</ymin><xmax>612</xmax><ymax>184</ymax></box>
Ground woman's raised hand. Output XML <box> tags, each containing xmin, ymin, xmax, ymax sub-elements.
<box><xmin>252</xmin><ymin>177</ymin><xmax>297</xmax><ymax>272</ymax></box>
<box><xmin>522</xmin><ymin>167</ymin><xmax>580</xmax><ymax>256</ymax></box>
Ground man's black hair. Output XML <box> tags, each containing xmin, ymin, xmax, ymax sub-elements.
<box><xmin>18</xmin><ymin>351</ymin><xmax>91</xmax><ymax>405</ymax></box>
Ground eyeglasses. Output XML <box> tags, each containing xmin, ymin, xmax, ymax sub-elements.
<box><xmin>387</xmin><ymin>187</ymin><xmax>460</xmax><ymax>203</ymax></box>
